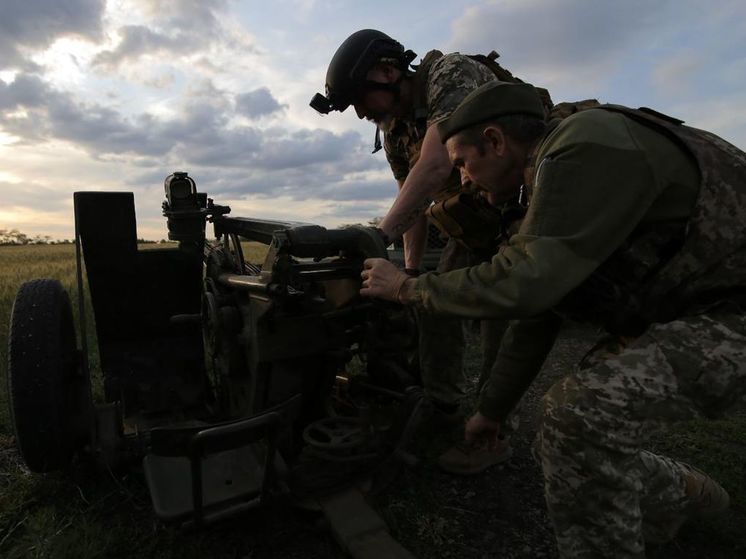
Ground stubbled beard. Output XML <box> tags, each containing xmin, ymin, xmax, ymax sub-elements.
<box><xmin>365</xmin><ymin>109</ymin><xmax>395</xmax><ymax>132</ymax></box>
<box><xmin>374</xmin><ymin>114</ymin><xmax>396</xmax><ymax>133</ymax></box>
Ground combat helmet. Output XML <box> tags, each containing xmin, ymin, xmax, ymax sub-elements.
<box><xmin>310</xmin><ymin>29</ymin><xmax>416</xmax><ymax>114</ymax></box>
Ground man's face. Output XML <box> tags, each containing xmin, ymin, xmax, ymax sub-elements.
<box><xmin>353</xmin><ymin>89</ymin><xmax>396</xmax><ymax>129</ymax></box>
<box><xmin>352</xmin><ymin>64</ymin><xmax>398</xmax><ymax>130</ymax></box>
<box><xmin>446</xmin><ymin>132</ymin><xmax>521</xmax><ymax>201</ymax></box>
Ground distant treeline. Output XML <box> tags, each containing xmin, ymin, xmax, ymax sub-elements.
<box><xmin>0</xmin><ymin>229</ymin><xmax>165</xmax><ymax>245</ymax></box>
<box><xmin>0</xmin><ymin>229</ymin><xmax>67</xmax><ymax>245</ymax></box>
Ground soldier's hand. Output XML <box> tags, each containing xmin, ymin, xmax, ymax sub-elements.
<box><xmin>360</xmin><ymin>258</ymin><xmax>411</xmax><ymax>303</ymax></box>
<box><xmin>465</xmin><ymin>412</ymin><xmax>501</xmax><ymax>448</ymax></box>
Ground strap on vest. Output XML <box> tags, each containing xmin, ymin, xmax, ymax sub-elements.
<box><xmin>410</xmin><ymin>50</ymin><xmax>444</xmax><ymax>124</ymax></box>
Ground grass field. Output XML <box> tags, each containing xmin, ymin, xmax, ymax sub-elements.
<box><xmin>0</xmin><ymin>243</ymin><xmax>293</xmax><ymax>559</ymax></box>
<box><xmin>1</xmin><ymin>243</ymin><xmax>745</xmax><ymax>558</ymax></box>
<box><xmin>0</xmin><ymin>244</ymin><xmax>91</xmax><ymax>435</ymax></box>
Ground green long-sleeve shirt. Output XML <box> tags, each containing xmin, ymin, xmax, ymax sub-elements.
<box><xmin>415</xmin><ymin>108</ymin><xmax>700</xmax><ymax>419</ymax></box>
<box><xmin>478</xmin><ymin>313</ymin><xmax>563</xmax><ymax>420</ymax></box>
<box><xmin>416</xmin><ymin>108</ymin><xmax>699</xmax><ymax>318</ymax></box>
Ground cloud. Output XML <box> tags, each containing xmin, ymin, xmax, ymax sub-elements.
<box><xmin>0</xmin><ymin>72</ymin><xmax>392</xmax><ymax>206</ymax></box>
<box><xmin>175</xmin><ymin>145</ymin><xmax>389</xmax><ymax>201</ymax></box>
<box><xmin>665</xmin><ymin>93</ymin><xmax>746</xmax><ymax>149</ymax></box>
<box><xmin>320</xmin><ymin>201</ymin><xmax>391</xmax><ymax>223</ymax></box>
<box><xmin>92</xmin><ymin>0</ymin><xmax>257</xmax><ymax>71</ymax></box>
<box><xmin>200</xmin><ymin>158</ymin><xmax>392</xmax><ymax>204</ymax></box>
<box><xmin>247</xmin><ymin>130</ymin><xmax>362</xmax><ymax>169</ymax></box>
<box><xmin>92</xmin><ymin>25</ymin><xmax>190</xmax><ymax>69</ymax></box>
<box><xmin>0</xmin><ymin>73</ymin><xmax>49</xmax><ymax>110</ymax></box>
<box><xmin>0</xmin><ymin>0</ymin><xmax>105</xmax><ymax>70</ymax></box>
<box><xmin>1</xmin><ymin>179</ymin><xmax>71</xmax><ymax>211</ymax></box>
<box><xmin>139</xmin><ymin>0</ymin><xmax>229</xmax><ymax>22</ymax></box>
<box><xmin>0</xmin><ymin>75</ymin><xmax>234</xmax><ymax>160</ymax></box>
<box><xmin>315</xmin><ymin>177</ymin><xmax>395</xmax><ymax>202</ymax></box>
<box><xmin>446</xmin><ymin>0</ymin><xmax>681</xmax><ymax>90</ymax></box>
<box><xmin>442</xmin><ymin>0</ymin><xmax>746</xmax><ymax>137</ymax></box>
<box><xmin>0</xmin><ymin>73</ymin><xmax>174</xmax><ymax>155</ymax></box>
<box><xmin>651</xmin><ymin>51</ymin><xmax>704</xmax><ymax>98</ymax></box>
<box><xmin>235</xmin><ymin>87</ymin><xmax>287</xmax><ymax>119</ymax></box>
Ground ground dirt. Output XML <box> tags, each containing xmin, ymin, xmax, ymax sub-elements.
<box><xmin>371</xmin><ymin>322</ymin><xmax>593</xmax><ymax>559</ymax></box>
<box><xmin>2</xmin><ymin>321</ymin><xmax>744</xmax><ymax>558</ymax></box>
<box><xmin>373</xmin><ymin>322</ymin><xmax>746</xmax><ymax>559</ymax></box>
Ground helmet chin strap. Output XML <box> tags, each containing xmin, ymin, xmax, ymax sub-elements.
<box><xmin>373</xmin><ymin>127</ymin><xmax>382</xmax><ymax>154</ymax></box>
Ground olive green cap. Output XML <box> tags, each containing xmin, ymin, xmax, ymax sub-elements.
<box><xmin>438</xmin><ymin>81</ymin><xmax>545</xmax><ymax>142</ymax></box>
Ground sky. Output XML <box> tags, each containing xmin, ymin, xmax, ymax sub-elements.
<box><xmin>1</xmin><ymin>0</ymin><xmax>745</xmax><ymax>241</ymax></box>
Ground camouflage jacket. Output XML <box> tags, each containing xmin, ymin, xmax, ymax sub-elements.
<box><xmin>481</xmin><ymin>108</ymin><xmax>746</xmax><ymax>418</ymax></box>
<box><xmin>609</xmin><ymin>106</ymin><xmax>746</xmax><ymax>311</ymax></box>
<box><xmin>417</xmin><ymin>106</ymin><xmax>746</xmax><ymax>419</ymax></box>
<box><xmin>384</xmin><ymin>51</ymin><xmax>496</xmax><ymax>199</ymax></box>
<box><xmin>556</xmin><ymin>105</ymin><xmax>746</xmax><ymax>332</ymax></box>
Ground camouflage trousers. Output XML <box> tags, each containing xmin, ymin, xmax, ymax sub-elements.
<box><xmin>535</xmin><ymin>308</ymin><xmax>746</xmax><ymax>558</ymax></box>
<box><xmin>416</xmin><ymin>238</ymin><xmax>471</xmax><ymax>407</ymax></box>
<box><xmin>417</xmin><ymin>239</ymin><xmax>515</xmax><ymax>413</ymax></box>
<box><xmin>480</xmin><ymin>318</ymin><xmax>522</xmax><ymax>433</ymax></box>
<box><xmin>415</xmin><ymin>307</ymin><xmax>466</xmax><ymax>406</ymax></box>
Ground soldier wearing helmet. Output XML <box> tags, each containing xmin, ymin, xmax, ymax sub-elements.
<box><xmin>312</xmin><ymin>29</ymin><xmax>512</xmax><ymax>262</ymax></box>
<box><xmin>312</xmin><ymin>30</ymin><xmax>548</xmax><ymax>474</ymax></box>
<box><xmin>311</xmin><ymin>30</ymin><xmax>416</xmax><ymax>118</ymax></box>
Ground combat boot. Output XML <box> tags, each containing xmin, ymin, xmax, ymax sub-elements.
<box><xmin>437</xmin><ymin>437</ymin><xmax>512</xmax><ymax>475</ymax></box>
<box><xmin>681</xmin><ymin>463</ymin><xmax>730</xmax><ymax>516</ymax></box>
<box><xmin>644</xmin><ymin>462</ymin><xmax>730</xmax><ymax>545</ymax></box>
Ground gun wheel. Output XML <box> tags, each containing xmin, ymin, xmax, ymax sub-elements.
<box><xmin>7</xmin><ymin>279</ymin><xmax>91</xmax><ymax>472</ymax></box>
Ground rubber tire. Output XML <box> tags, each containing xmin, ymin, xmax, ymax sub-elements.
<box><xmin>7</xmin><ymin>279</ymin><xmax>87</xmax><ymax>472</ymax></box>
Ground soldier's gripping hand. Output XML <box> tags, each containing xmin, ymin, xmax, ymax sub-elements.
<box><xmin>465</xmin><ymin>412</ymin><xmax>502</xmax><ymax>449</ymax></box>
<box><xmin>360</xmin><ymin>258</ymin><xmax>415</xmax><ymax>303</ymax></box>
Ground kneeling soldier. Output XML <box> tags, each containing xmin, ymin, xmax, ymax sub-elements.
<box><xmin>360</xmin><ymin>81</ymin><xmax>745</xmax><ymax>558</ymax></box>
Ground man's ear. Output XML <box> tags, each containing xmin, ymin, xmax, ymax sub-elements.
<box><xmin>483</xmin><ymin>125</ymin><xmax>506</xmax><ymax>155</ymax></box>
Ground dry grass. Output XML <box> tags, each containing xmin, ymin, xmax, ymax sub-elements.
<box><xmin>1</xmin><ymin>244</ymin><xmax>745</xmax><ymax>558</ymax></box>
<box><xmin>1</xmin><ymin>245</ymin><xmax>84</xmax><ymax>430</ymax></box>
<box><xmin>0</xmin><ymin>241</ymin><xmax>333</xmax><ymax>559</ymax></box>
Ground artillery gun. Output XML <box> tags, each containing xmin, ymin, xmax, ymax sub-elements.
<box><xmin>7</xmin><ymin>172</ymin><xmax>425</xmax><ymax>557</ymax></box>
